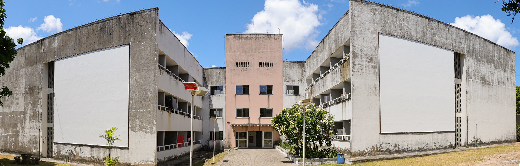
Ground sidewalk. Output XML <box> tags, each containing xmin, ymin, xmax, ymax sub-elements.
<box><xmin>215</xmin><ymin>148</ymin><xmax>293</xmax><ymax>166</ymax></box>
<box><xmin>0</xmin><ymin>152</ymin><xmax>91</xmax><ymax>166</ymax></box>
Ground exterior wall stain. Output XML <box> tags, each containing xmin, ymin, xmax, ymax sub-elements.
<box><xmin>0</xmin><ymin>8</ymin><xmax>160</xmax><ymax>165</ymax></box>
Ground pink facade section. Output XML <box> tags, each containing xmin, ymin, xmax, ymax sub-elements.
<box><xmin>225</xmin><ymin>34</ymin><xmax>283</xmax><ymax>148</ymax></box>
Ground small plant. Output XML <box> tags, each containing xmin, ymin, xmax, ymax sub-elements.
<box><xmin>103</xmin><ymin>156</ymin><xmax>119</xmax><ymax>166</ymax></box>
<box><xmin>99</xmin><ymin>127</ymin><xmax>121</xmax><ymax>166</ymax></box>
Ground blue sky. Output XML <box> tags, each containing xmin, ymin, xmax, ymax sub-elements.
<box><xmin>4</xmin><ymin>0</ymin><xmax>520</xmax><ymax>84</ymax></box>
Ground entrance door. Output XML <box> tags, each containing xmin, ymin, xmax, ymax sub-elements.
<box><xmin>262</xmin><ymin>131</ymin><xmax>273</xmax><ymax>148</ymax></box>
<box><xmin>256</xmin><ymin>131</ymin><xmax>262</xmax><ymax>147</ymax></box>
<box><xmin>236</xmin><ymin>131</ymin><xmax>247</xmax><ymax>148</ymax></box>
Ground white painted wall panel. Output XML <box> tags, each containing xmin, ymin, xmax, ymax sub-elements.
<box><xmin>379</xmin><ymin>34</ymin><xmax>454</xmax><ymax>133</ymax></box>
<box><xmin>54</xmin><ymin>45</ymin><xmax>129</xmax><ymax>147</ymax></box>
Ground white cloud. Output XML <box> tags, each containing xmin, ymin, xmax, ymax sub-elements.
<box><xmin>211</xmin><ymin>65</ymin><xmax>217</xmax><ymax>67</ymax></box>
<box><xmin>37</xmin><ymin>15</ymin><xmax>63</xmax><ymax>33</ymax></box>
<box><xmin>103</xmin><ymin>0</ymin><xmax>120</xmax><ymax>2</ymax></box>
<box><xmin>173</xmin><ymin>31</ymin><xmax>193</xmax><ymax>47</ymax></box>
<box><xmin>402</xmin><ymin>0</ymin><xmax>419</xmax><ymax>7</ymax></box>
<box><xmin>327</xmin><ymin>3</ymin><xmax>334</xmax><ymax>9</ymax></box>
<box><xmin>245</xmin><ymin>0</ymin><xmax>322</xmax><ymax>50</ymax></box>
<box><xmin>29</xmin><ymin>17</ymin><xmax>37</xmax><ymax>22</ymax></box>
<box><xmin>5</xmin><ymin>26</ymin><xmax>41</xmax><ymax>45</ymax></box>
<box><xmin>451</xmin><ymin>15</ymin><xmax>519</xmax><ymax>49</ymax></box>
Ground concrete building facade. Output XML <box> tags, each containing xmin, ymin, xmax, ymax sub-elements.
<box><xmin>0</xmin><ymin>8</ymin><xmax>211</xmax><ymax>165</ymax></box>
<box><xmin>298</xmin><ymin>0</ymin><xmax>515</xmax><ymax>154</ymax></box>
<box><xmin>225</xmin><ymin>34</ymin><xmax>283</xmax><ymax>148</ymax></box>
<box><xmin>0</xmin><ymin>0</ymin><xmax>516</xmax><ymax>164</ymax></box>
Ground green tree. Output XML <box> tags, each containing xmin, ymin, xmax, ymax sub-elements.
<box><xmin>0</xmin><ymin>0</ymin><xmax>23</xmax><ymax>106</ymax></box>
<box><xmin>517</xmin><ymin>86</ymin><xmax>520</xmax><ymax>114</ymax></box>
<box><xmin>271</xmin><ymin>103</ymin><xmax>337</xmax><ymax>158</ymax></box>
<box><xmin>99</xmin><ymin>127</ymin><xmax>121</xmax><ymax>166</ymax></box>
<box><xmin>500</xmin><ymin>0</ymin><xmax>520</xmax><ymax>23</ymax></box>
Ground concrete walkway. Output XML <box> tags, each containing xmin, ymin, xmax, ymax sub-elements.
<box><xmin>216</xmin><ymin>148</ymin><xmax>294</xmax><ymax>166</ymax></box>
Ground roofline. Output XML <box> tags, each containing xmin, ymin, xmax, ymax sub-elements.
<box><xmin>204</xmin><ymin>67</ymin><xmax>226</xmax><ymax>69</ymax></box>
<box><xmin>307</xmin><ymin>0</ymin><xmax>514</xmax><ymax>61</ymax></box>
<box><xmin>226</xmin><ymin>33</ymin><xmax>282</xmax><ymax>35</ymax></box>
<box><xmin>159</xmin><ymin>20</ymin><xmax>204</xmax><ymax>69</ymax></box>
<box><xmin>353</xmin><ymin>0</ymin><xmax>514</xmax><ymax>53</ymax></box>
<box><xmin>17</xmin><ymin>7</ymin><xmax>159</xmax><ymax>50</ymax></box>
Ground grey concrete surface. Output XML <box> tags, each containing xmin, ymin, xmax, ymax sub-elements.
<box><xmin>0</xmin><ymin>8</ymin><xmax>160</xmax><ymax>165</ymax></box>
<box><xmin>216</xmin><ymin>148</ymin><xmax>293</xmax><ymax>166</ymax></box>
<box><xmin>348</xmin><ymin>0</ymin><xmax>515</xmax><ymax>153</ymax></box>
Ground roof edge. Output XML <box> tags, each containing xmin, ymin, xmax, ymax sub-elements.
<box><xmin>17</xmin><ymin>7</ymin><xmax>159</xmax><ymax>50</ymax></box>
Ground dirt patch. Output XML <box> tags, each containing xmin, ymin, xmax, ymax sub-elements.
<box><xmin>159</xmin><ymin>150</ymin><xmax>220</xmax><ymax>166</ymax></box>
<box><xmin>461</xmin><ymin>150</ymin><xmax>520</xmax><ymax>166</ymax></box>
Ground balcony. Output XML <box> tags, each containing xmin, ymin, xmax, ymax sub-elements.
<box><xmin>334</xmin><ymin>135</ymin><xmax>351</xmax><ymax>142</ymax></box>
<box><xmin>157</xmin><ymin>107</ymin><xmax>202</xmax><ymax>131</ymax></box>
<box><xmin>157</xmin><ymin>144</ymin><xmax>202</xmax><ymax>161</ymax></box>
<box><xmin>158</xmin><ymin>65</ymin><xmax>202</xmax><ymax>107</ymax></box>
<box><xmin>331</xmin><ymin>135</ymin><xmax>351</xmax><ymax>149</ymax></box>
<box><xmin>157</xmin><ymin>105</ymin><xmax>202</xmax><ymax>120</ymax></box>
<box><xmin>322</xmin><ymin>94</ymin><xmax>352</xmax><ymax>121</ymax></box>
<box><xmin>159</xmin><ymin>64</ymin><xmax>184</xmax><ymax>82</ymax></box>
<box><xmin>306</xmin><ymin>55</ymin><xmax>350</xmax><ymax>98</ymax></box>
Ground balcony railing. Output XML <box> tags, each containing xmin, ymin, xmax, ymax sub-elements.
<box><xmin>157</xmin><ymin>140</ymin><xmax>201</xmax><ymax>152</ymax></box>
<box><xmin>158</xmin><ymin>64</ymin><xmax>184</xmax><ymax>83</ymax></box>
<box><xmin>306</xmin><ymin>54</ymin><xmax>350</xmax><ymax>91</ymax></box>
<box><xmin>320</xmin><ymin>93</ymin><xmax>351</xmax><ymax>108</ymax></box>
<box><xmin>158</xmin><ymin>105</ymin><xmax>202</xmax><ymax>120</ymax></box>
<box><xmin>334</xmin><ymin>135</ymin><xmax>351</xmax><ymax>142</ymax></box>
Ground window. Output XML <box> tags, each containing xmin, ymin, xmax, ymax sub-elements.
<box><xmin>235</xmin><ymin>62</ymin><xmax>250</xmax><ymax>67</ymax></box>
<box><xmin>286</xmin><ymin>85</ymin><xmax>299</xmax><ymax>95</ymax></box>
<box><xmin>236</xmin><ymin>85</ymin><xmax>249</xmax><ymax>95</ymax></box>
<box><xmin>259</xmin><ymin>62</ymin><xmax>273</xmax><ymax>67</ymax></box>
<box><xmin>236</xmin><ymin>108</ymin><xmax>249</xmax><ymax>118</ymax></box>
<box><xmin>209</xmin><ymin>131</ymin><xmax>223</xmax><ymax>140</ymax></box>
<box><xmin>260</xmin><ymin>108</ymin><xmax>273</xmax><ymax>118</ymax></box>
<box><xmin>210</xmin><ymin>108</ymin><xmax>223</xmax><ymax>118</ymax></box>
<box><xmin>260</xmin><ymin>85</ymin><xmax>273</xmax><ymax>95</ymax></box>
<box><xmin>210</xmin><ymin>86</ymin><xmax>224</xmax><ymax>95</ymax></box>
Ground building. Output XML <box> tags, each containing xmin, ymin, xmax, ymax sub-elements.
<box><xmin>298</xmin><ymin>0</ymin><xmax>515</xmax><ymax>153</ymax></box>
<box><xmin>216</xmin><ymin>0</ymin><xmax>516</xmax><ymax>154</ymax></box>
<box><xmin>225</xmin><ymin>34</ymin><xmax>283</xmax><ymax>148</ymax></box>
<box><xmin>202</xmin><ymin>67</ymin><xmax>227</xmax><ymax>150</ymax></box>
<box><xmin>0</xmin><ymin>8</ymin><xmax>209</xmax><ymax>165</ymax></box>
<box><xmin>0</xmin><ymin>0</ymin><xmax>516</xmax><ymax>165</ymax></box>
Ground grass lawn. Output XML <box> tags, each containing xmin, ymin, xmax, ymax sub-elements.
<box><xmin>0</xmin><ymin>154</ymin><xmax>73</xmax><ymax>166</ymax></box>
<box><xmin>203</xmin><ymin>151</ymin><xmax>228</xmax><ymax>166</ymax></box>
<box><xmin>322</xmin><ymin>143</ymin><xmax>520</xmax><ymax>166</ymax></box>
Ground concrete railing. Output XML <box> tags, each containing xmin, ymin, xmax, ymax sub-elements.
<box><xmin>157</xmin><ymin>141</ymin><xmax>202</xmax><ymax>152</ymax></box>
<box><xmin>157</xmin><ymin>105</ymin><xmax>202</xmax><ymax>120</ymax></box>
<box><xmin>320</xmin><ymin>93</ymin><xmax>351</xmax><ymax>108</ymax></box>
<box><xmin>334</xmin><ymin>135</ymin><xmax>351</xmax><ymax>142</ymax></box>
<box><xmin>306</xmin><ymin>54</ymin><xmax>350</xmax><ymax>91</ymax></box>
<box><xmin>158</xmin><ymin>64</ymin><xmax>184</xmax><ymax>83</ymax></box>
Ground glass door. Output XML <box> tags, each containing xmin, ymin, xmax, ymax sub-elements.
<box><xmin>236</xmin><ymin>131</ymin><xmax>247</xmax><ymax>148</ymax></box>
<box><xmin>262</xmin><ymin>131</ymin><xmax>273</xmax><ymax>148</ymax></box>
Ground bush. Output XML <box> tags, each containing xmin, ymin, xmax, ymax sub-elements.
<box><xmin>272</xmin><ymin>103</ymin><xmax>336</xmax><ymax>158</ymax></box>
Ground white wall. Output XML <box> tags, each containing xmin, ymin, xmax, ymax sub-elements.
<box><xmin>54</xmin><ymin>45</ymin><xmax>129</xmax><ymax>147</ymax></box>
<box><xmin>157</xmin><ymin>110</ymin><xmax>202</xmax><ymax>131</ymax></box>
<box><xmin>379</xmin><ymin>34</ymin><xmax>454</xmax><ymax>133</ymax></box>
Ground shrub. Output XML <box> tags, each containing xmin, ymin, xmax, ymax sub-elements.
<box><xmin>272</xmin><ymin>103</ymin><xmax>336</xmax><ymax>158</ymax></box>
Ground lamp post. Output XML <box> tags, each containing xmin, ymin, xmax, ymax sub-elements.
<box><xmin>301</xmin><ymin>99</ymin><xmax>311</xmax><ymax>166</ymax></box>
<box><xmin>183</xmin><ymin>82</ymin><xmax>209</xmax><ymax>166</ymax></box>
